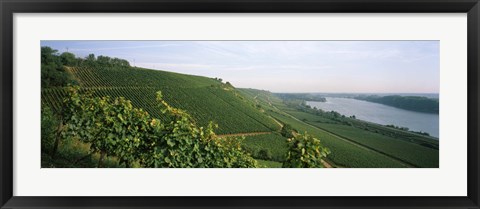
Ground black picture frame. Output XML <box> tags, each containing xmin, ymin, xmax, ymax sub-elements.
<box><xmin>1</xmin><ymin>0</ymin><xmax>479</xmax><ymax>208</ymax></box>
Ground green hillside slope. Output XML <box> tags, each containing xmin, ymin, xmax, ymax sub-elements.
<box><xmin>238</xmin><ymin>88</ymin><xmax>439</xmax><ymax>168</ymax></box>
<box><xmin>40</xmin><ymin>63</ymin><xmax>438</xmax><ymax>168</ymax></box>
<box><xmin>42</xmin><ymin>66</ymin><xmax>280</xmax><ymax>135</ymax></box>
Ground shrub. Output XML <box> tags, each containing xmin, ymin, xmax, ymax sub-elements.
<box><xmin>41</xmin><ymin>104</ymin><xmax>58</xmax><ymax>153</ymax></box>
<box><xmin>280</xmin><ymin>124</ymin><xmax>295</xmax><ymax>138</ymax></box>
<box><xmin>258</xmin><ymin>149</ymin><xmax>272</xmax><ymax>161</ymax></box>
<box><xmin>152</xmin><ymin>92</ymin><xmax>257</xmax><ymax>168</ymax></box>
<box><xmin>282</xmin><ymin>132</ymin><xmax>330</xmax><ymax>168</ymax></box>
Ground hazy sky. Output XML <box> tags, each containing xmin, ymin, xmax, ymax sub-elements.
<box><xmin>41</xmin><ymin>41</ymin><xmax>439</xmax><ymax>93</ymax></box>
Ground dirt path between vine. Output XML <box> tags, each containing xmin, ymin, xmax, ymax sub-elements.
<box><xmin>321</xmin><ymin>159</ymin><xmax>333</xmax><ymax>168</ymax></box>
<box><xmin>217</xmin><ymin>131</ymin><xmax>272</xmax><ymax>137</ymax></box>
<box><xmin>269</xmin><ymin>116</ymin><xmax>284</xmax><ymax>128</ymax></box>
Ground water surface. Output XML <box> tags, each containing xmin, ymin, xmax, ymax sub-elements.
<box><xmin>307</xmin><ymin>97</ymin><xmax>439</xmax><ymax>138</ymax></box>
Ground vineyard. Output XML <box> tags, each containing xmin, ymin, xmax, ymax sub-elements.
<box><xmin>238</xmin><ymin>89</ymin><xmax>439</xmax><ymax>168</ymax></box>
<box><xmin>40</xmin><ymin>48</ymin><xmax>438</xmax><ymax>168</ymax></box>
<box><xmin>242</xmin><ymin>133</ymin><xmax>289</xmax><ymax>162</ymax></box>
<box><xmin>267</xmin><ymin>110</ymin><xmax>409</xmax><ymax>168</ymax></box>
<box><xmin>302</xmin><ymin>123</ymin><xmax>438</xmax><ymax>167</ymax></box>
<box><xmin>42</xmin><ymin>66</ymin><xmax>281</xmax><ymax>135</ymax></box>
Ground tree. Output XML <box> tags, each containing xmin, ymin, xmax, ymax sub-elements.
<box><xmin>41</xmin><ymin>47</ymin><xmax>74</xmax><ymax>88</ymax></box>
<box><xmin>86</xmin><ymin>54</ymin><xmax>96</xmax><ymax>61</ymax></box>
<box><xmin>60</xmin><ymin>52</ymin><xmax>77</xmax><ymax>66</ymax></box>
<box><xmin>97</xmin><ymin>55</ymin><xmax>112</xmax><ymax>66</ymax></box>
<box><xmin>41</xmin><ymin>47</ymin><xmax>59</xmax><ymax>64</ymax></box>
<box><xmin>112</xmin><ymin>58</ymin><xmax>130</xmax><ymax>67</ymax></box>
<box><xmin>280</xmin><ymin>124</ymin><xmax>295</xmax><ymax>138</ymax></box>
<box><xmin>79</xmin><ymin>54</ymin><xmax>130</xmax><ymax>68</ymax></box>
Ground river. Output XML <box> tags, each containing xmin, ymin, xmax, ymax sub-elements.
<box><xmin>306</xmin><ymin>97</ymin><xmax>439</xmax><ymax>138</ymax></box>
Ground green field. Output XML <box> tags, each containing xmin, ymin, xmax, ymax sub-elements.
<box><xmin>42</xmin><ymin>66</ymin><xmax>280</xmax><ymax>135</ymax></box>
<box><xmin>238</xmin><ymin>89</ymin><xmax>438</xmax><ymax>168</ymax></box>
<box><xmin>266</xmin><ymin>110</ymin><xmax>410</xmax><ymax>168</ymax></box>
<box><xmin>306</xmin><ymin>123</ymin><xmax>438</xmax><ymax>167</ymax></box>
<box><xmin>256</xmin><ymin>160</ymin><xmax>283</xmax><ymax>168</ymax></box>
<box><xmin>41</xmin><ymin>51</ymin><xmax>439</xmax><ymax>168</ymax></box>
<box><xmin>242</xmin><ymin>133</ymin><xmax>289</xmax><ymax>162</ymax></box>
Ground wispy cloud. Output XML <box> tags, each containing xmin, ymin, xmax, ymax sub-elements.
<box><xmin>137</xmin><ymin>62</ymin><xmax>331</xmax><ymax>72</ymax></box>
<box><xmin>68</xmin><ymin>43</ymin><xmax>180</xmax><ymax>52</ymax></box>
<box><xmin>41</xmin><ymin>40</ymin><xmax>439</xmax><ymax>93</ymax></box>
<box><xmin>136</xmin><ymin>62</ymin><xmax>219</xmax><ymax>70</ymax></box>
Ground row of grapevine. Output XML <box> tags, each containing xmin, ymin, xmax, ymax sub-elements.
<box><xmin>69</xmin><ymin>66</ymin><xmax>216</xmax><ymax>89</ymax></box>
<box><xmin>42</xmin><ymin>86</ymin><xmax>278</xmax><ymax>134</ymax></box>
<box><xmin>208</xmin><ymin>87</ymin><xmax>281</xmax><ymax>131</ymax></box>
<box><xmin>242</xmin><ymin>133</ymin><xmax>289</xmax><ymax>162</ymax></box>
<box><xmin>268</xmin><ymin>111</ymin><xmax>409</xmax><ymax>168</ymax></box>
<box><xmin>41</xmin><ymin>87</ymin><xmax>68</xmax><ymax>111</ymax></box>
<box><xmin>311</xmin><ymin>123</ymin><xmax>438</xmax><ymax>167</ymax></box>
<box><xmin>54</xmin><ymin>86</ymin><xmax>259</xmax><ymax>168</ymax></box>
<box><xmin>58</xmin><ymin>66</ymin><xmax>281</xmax><ymax>135</ymax></box>
<box><xmin>160</xmin><ymin>87</ymin><xmax>276</xmax><ymax>134</ymax></box>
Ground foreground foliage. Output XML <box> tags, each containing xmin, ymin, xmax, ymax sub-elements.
<box><xmin>41</xmin><ymin>49</ymin><xmax>333</xmax><ymax>168</ymax></box>
<box><xmin>283</xmin><ymin>132</ymin><xmax>330</xmax><ymax>168</ymax></box>
<box><xmin>54</xmin><ymin>86</ymin><xmax>258</xmax><ymax>168</ymax></box>
<box><xmin>43</xmin><ymin>65</ymin><xmax>280</xmax><ymax>135</ymax></box>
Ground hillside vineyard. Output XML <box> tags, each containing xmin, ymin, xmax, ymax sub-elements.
<box><xmin>40</xmin><ymin>48</ymin><xmax>439</xmax><ymax>168</ymax></box>
<box><xmin>42</xmin><ymin>65</ymin><xmax>439</xmax><ymax>168</ymax></box>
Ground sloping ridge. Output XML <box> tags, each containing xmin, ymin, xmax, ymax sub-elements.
<box><xmin>43</xmin><ymin>66</ymin><xmax>280</xmax><ymax>135</ymax></box>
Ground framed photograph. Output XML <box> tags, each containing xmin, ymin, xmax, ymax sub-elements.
<box><xmin>1</xmin><ymin>0</ymin><xmax>479</xmax><ymax>208</ymax></box>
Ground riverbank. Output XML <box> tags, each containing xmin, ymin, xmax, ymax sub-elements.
<box><xmin>307</xmin><ymin>97</ymin><xmax>439</xmax><ymax>138</ymax></box>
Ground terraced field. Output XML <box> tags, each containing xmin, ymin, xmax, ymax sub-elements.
<box><xmin>239</xmin><ymin>89</ymin><xmax>438</xmax><ymax>168</ymax></box>
<box><xmin>242</xmin><ymin>133</ymin><xmax>289</xmax><ymax>162</ymax></box>
<box><xmin>267</xmin><ymin>110</ymin><xmax>410</xmax><ymax>168</ymax></box>
<box><xmin>303</xmin><ymin>122</ymin><xmax>438</xmax><ymax>167</ymax></box>
<box><xmin>42</xmin><ymin>66</ymin><xmax>439</xmax><ymax>168</ymax></box>
<box><xmin>42</xmin><ymin>66</ymin><xmax>280</xmax><ymax>135</ymax></box>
